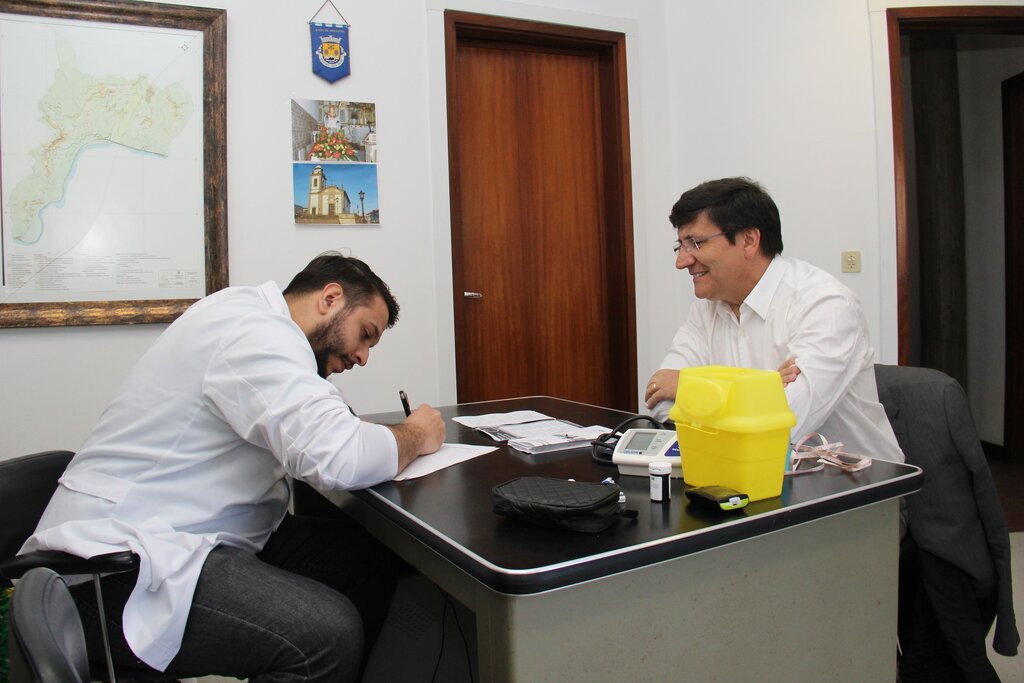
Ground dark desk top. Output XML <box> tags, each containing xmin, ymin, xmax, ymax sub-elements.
<box><xmin>351</xmin><ymin>396</ymin><xmax>921</xmax><ymax>595</ymax></box>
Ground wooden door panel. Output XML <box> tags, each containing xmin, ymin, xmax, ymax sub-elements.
<box><xmin>453</xmin><ymin>45</ymin><xmax>532</xmax><ymax>399</ymax></box>
<box><xmin>518</xmin><ymin>51</ymin><xmax>609</xmax><ymax>401</ymax></box>
<box><xmin>453</xmin><ymin>44</ymin><xmax>610</xmax><ymax>403</ymax></box>
<box><xmin>446</xmin><ymin>12</ymin><xmax>635</xmax><ymax>409</ymax></box>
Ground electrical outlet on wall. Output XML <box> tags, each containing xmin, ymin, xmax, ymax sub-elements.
<box><xmin>841</xmin><ymin>250</ymin><xmax>861</xmax><ymax>273</ymax></box>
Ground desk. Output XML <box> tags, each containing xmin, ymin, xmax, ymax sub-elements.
<box><xmin>324</xmin><ymin>397</ymin><xmax>921</xmax><ymax>683</ymax></box>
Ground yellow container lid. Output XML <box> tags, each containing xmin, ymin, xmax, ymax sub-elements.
<box><xmin>667</xmin><ymin>365</ymin><xmax>796</xmax><ymax>433</ymax></box>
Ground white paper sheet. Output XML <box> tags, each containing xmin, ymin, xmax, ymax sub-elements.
<box><xmin>451</xmin><ymin>410</ymin><xmax>551</xmax><ymax>429</ymax></box>
<box><xmin>393</xmin><ymin>443</ymin><xmax>497</xmax><ymax>481</ymax></box>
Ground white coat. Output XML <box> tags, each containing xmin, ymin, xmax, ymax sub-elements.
<box><xmin>22</xmin><ymin>281</ymin><xmax>398</xmax><ymax>670</ymax></box>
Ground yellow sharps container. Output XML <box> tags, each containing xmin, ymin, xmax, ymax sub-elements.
<box><xmin>668</xmin><ymin>365</ymin><xmax>797</xmax><ymax>501</ymax></box>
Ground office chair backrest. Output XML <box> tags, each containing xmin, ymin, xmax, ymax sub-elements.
<box><xmin>9</xmin><ymin>566</ymin><xmax>91</xmax><ymax>683</ymax></box>
<box><xmin>873</xmin><ymin>364</ymin><xmax>994</xmax><ymax>565</ymax></box>
<box><xmin>0</xmin><ymin>450</ymin><xmax>74</xmax><ymax>579</ymax></box>
<box><xmin>874</xmin><ymin>363</ymin><xmax>1020</xmax><ymax>672</ymax></box>
<box><xmin>0</xmin><ymin>450</ymin><xmax>163</xmax><ymax>682</ymax></box>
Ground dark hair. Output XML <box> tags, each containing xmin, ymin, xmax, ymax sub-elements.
<box><xmin>668</xmin><ymin>177</ymin><xmax>783</xmax><ymax>257</ymax></box>
<box><xmin>283</xmin><ymin>251</ymin><xmax>399</xmax><ymax>327</ymax></box>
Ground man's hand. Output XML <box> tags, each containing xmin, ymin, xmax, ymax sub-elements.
<box><xmin>778</xmin><ymin>357</ymin><xmax>801</xmax><ymax>386</ymax></box>
<box><xmin>388</xmin><ymin>404</ymin><xmax>445</xmax><ymax>475</ymax></box>
<box><xmin>644</xmin><ymin>369</ymin><xmax>680</xmax><ymax>410</ymax></box>
<box><xmin>646</xmin><ymin>360</ymin><xmax>798</xmax><ymax>411</ymax></box>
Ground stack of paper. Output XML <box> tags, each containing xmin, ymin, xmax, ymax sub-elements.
<box><xmin>453</xmin><ymin>410</ymin><xmax>553</xmax><ymax>440</ymax></box>
<box><xmin>453</xmin><ymin>411</ymin><xmax>609</xmax><ymax>454</ymax></box>
<box><xmin>506</xmin><ymin>424</ymin><xmax>610</xmax><ymax>454</ymax></box>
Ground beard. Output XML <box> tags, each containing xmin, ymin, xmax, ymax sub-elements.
<box><xmin>307</xmin><ymin>310</ymin><xmax>350</xmax><ymax>378</ymax></box>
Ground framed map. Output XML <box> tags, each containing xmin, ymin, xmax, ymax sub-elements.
<box><xmin>0</xmin><ymin>0</ymin><xmax>226</xmax><ymax>327</ymax></box>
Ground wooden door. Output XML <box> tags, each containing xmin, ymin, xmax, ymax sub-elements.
<box><xmin>1004</xmin><ymin>70</ymin><xmax>1024</xmax><ymax>462</ymax></box>
<box><xmin>445</xmin><ymin>12</ymin><xmax>636</xmax><ymax>411</ymax></box>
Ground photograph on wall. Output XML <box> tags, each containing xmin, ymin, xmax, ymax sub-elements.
<box><xmin>291</xmin><ymin>98</ymin><xmax>376</xmax><ymax>163</ymax></box>
<box><xmin>293</xmin><ymin>162</ymin><xmax>379</xmax><ymax>225</ymax></box>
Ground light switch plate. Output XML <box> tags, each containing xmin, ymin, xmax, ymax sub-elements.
<box><xmin>841</xmin><ymin>250</ymin><xmax>861</xmax><ymax>273</ymax></box>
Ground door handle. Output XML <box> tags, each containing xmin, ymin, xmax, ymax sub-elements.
<box><xmin>463</xmin><ymin>291</ymin><xmax>483</xmax><ymax>298</ymax></box>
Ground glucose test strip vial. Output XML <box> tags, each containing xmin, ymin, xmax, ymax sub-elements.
<box><xmin>649</xmin><ymin>460</ymin><xmax>672</xmax><ymax>502</ymax></box>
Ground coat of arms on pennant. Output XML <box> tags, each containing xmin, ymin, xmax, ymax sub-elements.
<box><xmin>309</xmin><ymin>1</ymin><xmax>350</xmax><ymax>83</ymax></box>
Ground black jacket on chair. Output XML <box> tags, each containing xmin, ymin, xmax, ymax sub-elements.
<box><xmin>875</xmin><ymin>364</ymin><xmax>1018</xmax><ymax>681</ymax></box>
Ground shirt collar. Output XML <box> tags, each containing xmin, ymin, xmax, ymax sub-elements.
<box><xmin>740</xmin><ymin>255</ymin><xmax>786</xmax><ymax>321</ymax></box>
<box><xmin>258</xmin><ymin>280</ymin><xmax>290</xmax><ymax>316</ymax></box>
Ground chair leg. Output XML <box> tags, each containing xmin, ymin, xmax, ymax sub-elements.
<box><xmin>93</xmin><ymin>574</ymin><xmax>118</xmax><ymax>683</ymax></box>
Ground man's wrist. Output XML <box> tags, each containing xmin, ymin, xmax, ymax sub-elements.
<box><xmin>389</xmin><ymin>422</ymin><xmax>425</xmax><ymax>473</ymax></box>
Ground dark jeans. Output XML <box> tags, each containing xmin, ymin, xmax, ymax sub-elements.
<box><xmin>70</xmin><ymin>513</ymin><xmax>401</xmax><ymax>682</ymax></box>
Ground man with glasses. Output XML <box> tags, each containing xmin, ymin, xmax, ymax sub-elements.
<box><xmin>644</xmin><ymin>177</ymin><xmax>903</xmax><ymax>463</ymax></box>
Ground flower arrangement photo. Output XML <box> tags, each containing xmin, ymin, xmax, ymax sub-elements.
<box><xmin>310</xmin><ymin>127</ymin><xmax>359</xmax><ymax>161</ymax></box>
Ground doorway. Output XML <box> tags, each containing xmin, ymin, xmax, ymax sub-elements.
<box><xmin>887</xmin><ymin>7</ymin><xmax>1024</xmax><ymax>462</ymax></box>
<box><xmin>444</xmin><ymin>11</ymin><xmax>637</xmax><ymax>411</ymax></box>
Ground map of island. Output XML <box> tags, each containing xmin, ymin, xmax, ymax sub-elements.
<box><xmin>7</xmin><ymin>34</ymin><xmax>193</xmax><ymax>245</ymax></box>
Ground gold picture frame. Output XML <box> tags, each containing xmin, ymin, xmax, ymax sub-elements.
<box><xmin>0</xmin><ymin>0</ymin><xmax>226</xmax><ymax>327</ymax></box>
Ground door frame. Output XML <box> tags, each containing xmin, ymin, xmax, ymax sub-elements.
<box><xmin>1003</xmin><ymin>70</ymin><xmax>1024</xmax><ymax>462</ymax></box>
<box><xmin>443</xmin><ymin>10</ymin><xmax>638</xmax><ymax>409</ymax></box>
<box><xmin>886</xmin><ymin>5</ymin><xmax>1024</xmax><ymax>364</ymax></box>
<box><xmin>886</xmin><ymin>6</ymin><xmax>1024</xmax><ymax>462</ymax></box>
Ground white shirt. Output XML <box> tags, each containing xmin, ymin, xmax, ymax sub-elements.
<box><xmin>652</xmin><ymin>256</ymin><xmax>903</xmax><ymax>462</ymax></box>
<box><xmin>22</xmin><ymin>282</ymin><xmax>398</xmax><ymax>670</ymax></box>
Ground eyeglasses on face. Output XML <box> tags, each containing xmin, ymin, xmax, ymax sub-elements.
<box><xmin>673</xmin><ymin>231</ymin><xmax>727</xmax><ymax>254</ymax></box>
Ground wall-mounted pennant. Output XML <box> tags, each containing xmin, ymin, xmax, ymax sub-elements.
<box><xmin>310</xmin><ymin>1</ymin><xmax>350</xmax><ymax>83</ymax></box>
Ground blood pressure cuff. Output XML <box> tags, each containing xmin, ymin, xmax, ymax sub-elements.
<box><xmin>492</xmin><ymin>476</ymin><xmax>633</xmax><ymax>533</ymax></box>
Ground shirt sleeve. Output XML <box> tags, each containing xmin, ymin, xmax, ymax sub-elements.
<box><xmin>203</xmin><ymin>321</ymin><xmax>398</xmax><ymax>490</ymax></box>
<box><xmin>651</xmin><ymin>303</ymin><xmax>713</xmax><ymax>421</ymax></box>
<box><xmin>782</xmin><ymin>290</ymin><xmax>875</xmax><ymax>442</ymax></box>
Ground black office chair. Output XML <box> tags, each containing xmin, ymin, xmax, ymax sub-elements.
<box><xmin>874</xmin><ymin>364</ymin><xmax>1020</xmax><ymax>682</ymax></box>
<box><xmin>8</xmin><ymin>566</ymin><xmax>91</xmax><ymax>683</ymax></box>
<box><xmin>0</xmin><ymin>451</ymin><xmax>138</xmax><ymax>683</ymax></box>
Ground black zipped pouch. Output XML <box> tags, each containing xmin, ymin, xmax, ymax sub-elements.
<box><xmin>492</xmin><ymin>476</ymin><xmax>634</xmax><ymax>533</ymax></box>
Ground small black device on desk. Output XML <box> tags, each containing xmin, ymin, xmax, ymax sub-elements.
<box><xmin>685</xmin><ymin>485</ymin><xmax>750</xmax><ymax>511</ymax></box>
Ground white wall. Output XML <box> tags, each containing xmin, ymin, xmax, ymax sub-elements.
<box><xmin>662</xmin><ymin>0</ymin><xmax>889</xmax><ymax>368</ymax></box>
<box><xmin>0</xmin><ymin>0</ymin><xmax>673</xmax><ymax>457</ymax></box>
<box><xmin>4</xmin><ymin>0</ymin><xmax>1012</xmax><ymax>458</ymax></box>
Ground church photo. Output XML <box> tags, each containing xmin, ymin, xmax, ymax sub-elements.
<box><xmin>292</xmin><ymin>162</ymin><xmax>379</xmax><ymax>225</ymax></box>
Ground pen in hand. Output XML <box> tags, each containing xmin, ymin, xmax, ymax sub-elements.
<box><xmin>399</xmin><ymin>390</ymin><xmax>411</xmax><ymax>417</ymax></box>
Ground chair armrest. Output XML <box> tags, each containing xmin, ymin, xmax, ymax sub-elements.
<box><xmin>0</xmin><ymin>549</ymin><xmax>138</xmax><ymax>580</ymax></box>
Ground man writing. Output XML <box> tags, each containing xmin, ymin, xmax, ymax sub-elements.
<box><xmin>644</xmin><ymin>177</ymin><xmax>902</xmax><ymax>463</ymax></box>
<box><xmin>21</xmin><ymin>252</ymin><xmax>445</xmax><ymax>682</ymax></box>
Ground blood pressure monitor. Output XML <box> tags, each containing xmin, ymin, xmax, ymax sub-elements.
<box><xmin>611</xmin><ymin>428</ymin><xmax>682</xmax><ymax>478</ymax></box>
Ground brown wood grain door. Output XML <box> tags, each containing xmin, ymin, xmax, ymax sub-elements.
<box><xmin>445</xmin><ymin>12</ymin><xmax>636</xmax><ymax>411</ymax></box>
